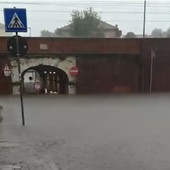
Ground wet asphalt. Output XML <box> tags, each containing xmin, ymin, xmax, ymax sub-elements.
<box><xmin>1</xmin><ymin>94</ymin><xmax>170</xmax><ymax>170</ymax></box>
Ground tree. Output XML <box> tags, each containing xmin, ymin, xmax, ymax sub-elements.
<box><xmin>124</xmin><ymin>32</ymin><xmax>136</xmax><ymax>38</ymax></box>
<box><xmin>40</xmin><ymin>30</ymin><xmax>56</xmax><ymax>37</ymax></box>
<box><xmin>69</xmin><ymin>7</ymin><xmax>104</xmax><ymax>37</ymax></box>
<box><xmin>151</xmin><ymin>28</ymin><xmax>163</xmax><ymax>38</ymax></box>
<box><xmin>166</xmin><ymin>27</ymin><xmax>170</xmax><ymax>37</ymax></box>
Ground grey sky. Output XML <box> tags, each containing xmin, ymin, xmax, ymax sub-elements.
<box><xmin>0</xmin><ymin>0</ymin><xmax>170</xmax><ymax>37</ymax></box>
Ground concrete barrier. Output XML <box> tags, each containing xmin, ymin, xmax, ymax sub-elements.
<box><xmin>0</xmin><ymin>106</ymin><xmax>3</xmax><ymax>122</ymax></box>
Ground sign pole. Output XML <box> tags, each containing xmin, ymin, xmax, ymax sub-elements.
<box><xmin>149</xmin><ymin>50</ymin><xmax>155</xmax><ymax>93</ymax></box>
<box><xmin>16</xmin><ymin>32</ymin><xmax>25</xmax><ymax>126</ymax></box>
<box><xmin>4</xmin><ymin>8</ymin><xmax>27</xmax><ymax>126</ymax></box>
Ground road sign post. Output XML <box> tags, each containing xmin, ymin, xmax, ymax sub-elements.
<box><xmin>4</xmin><ymin>8</ymin><xmax>27</xmax><ymax>126</ymax></box>
<box><xmin>16</xmin><ymin>32</ymin><xmax>25</xmax><ymax>126</ymax></box>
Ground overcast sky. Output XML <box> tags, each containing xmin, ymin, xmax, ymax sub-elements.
<box><xmin>0</xmin><ymin>0</ymin><xmax>170</xmax><ymax>37</ymax></box>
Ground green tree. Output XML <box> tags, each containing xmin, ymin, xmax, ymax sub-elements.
<box><xmin>69</xmin><ymin>7</ymin><xmax>104</xmax><ymax>37</ymax></box>
<box><xmin>124</xmin><ymin>32</ymin><xmax>136</xmax><ymax>38</ymax></box>
<box><xmin>151</xmin><ymin>28</ymin><xmax>163</xmax><ymax>38</ymax></box>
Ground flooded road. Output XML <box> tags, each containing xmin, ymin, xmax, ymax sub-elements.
<box><xmin>1</xmin><ymin>94</ymin><xmax>170</xmax><ymax>170</ymax></box>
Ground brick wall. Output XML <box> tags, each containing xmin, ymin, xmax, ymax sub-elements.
<box><xmin>76</xmin><ymin>54</ymin><xmax>140</xmax><ymax>94</ymax></box>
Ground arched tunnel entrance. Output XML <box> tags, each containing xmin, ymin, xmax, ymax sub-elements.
<box><xmin>21</xmin><ymin>65</ymin><xmax>69</xmax><ymax>94</ymax></box>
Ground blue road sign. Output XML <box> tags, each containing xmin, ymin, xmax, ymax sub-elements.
<box><xmin>4</xmin><ymin>8</ymin><xmax>27</xmax><ymax>32</ymax></box>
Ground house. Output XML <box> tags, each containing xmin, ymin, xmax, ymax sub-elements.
<box><xmin>56</xmin><ymin>20</ymin><xmax>122</xmax><ymax>38</ymax></box>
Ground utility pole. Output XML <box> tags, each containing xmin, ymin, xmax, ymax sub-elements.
<box><xmin>143</xmin><ymin>0</ymin><xmax>146</xmax><ymax>38</ymax></box>
<box><xmin>141</xmin><ymin>0</ymin><xmax>147</xmax><ymax>92</ymax></box>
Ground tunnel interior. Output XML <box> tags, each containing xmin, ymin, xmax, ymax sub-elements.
<box><xmin>21</xmin><ymin>65</ymin><xmax>69</xmax><ymax>94</ymax></box>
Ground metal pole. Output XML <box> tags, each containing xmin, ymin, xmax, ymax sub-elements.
<box><xmin>141</xmin><ymin>0</ymin><xmax>147</xmax><ymax>92</ymax></box>
<box><xmin>15</xmin><ymin>32</ymin><xmax>25</xmax><ymax>126</ymax></box>
<box><xmin>143</xmin><ymin>0</ymin><xmax>146</xmax><ymax>38</ymax></box>
<box><xmin>149</xmin><ymin>53</ymin><xmax>154</xmax><ymax>93</ymax></box>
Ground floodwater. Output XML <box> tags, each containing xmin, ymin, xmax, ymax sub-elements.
<box><xmin>1</xmin><ymin>94</ymin><xmax>170</xmax><ymax>170</ymax></box>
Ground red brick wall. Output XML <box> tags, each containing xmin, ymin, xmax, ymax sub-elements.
<box><xmin>0</xmin><ymin>37</ymin><xmax>140</xmax><ymax>55</ymax></box>
<box><xmin>1</xmin><ymin>37</ymin><xmax>170</xmax><ymax>93</ymax></box>
<box><xmin>76</xmin><ymin>54</ymin><xmax>140</xmax><ymax>94</ymax></box>
<box><xmin>142</xmin><ymin>39</ymin><xmax>170</xmax><ymax>92</ymax></box>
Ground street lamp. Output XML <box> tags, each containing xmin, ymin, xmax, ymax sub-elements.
<box><xmin>28</xmin><ymin>27</ymin><xmax>31</xmax><ymax>37</ymax></box>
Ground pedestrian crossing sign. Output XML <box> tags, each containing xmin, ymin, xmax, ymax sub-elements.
<box><xmin>4</xmin><ymin>8</ymin><xmax>27</xmax><ymax>32</ymax></box>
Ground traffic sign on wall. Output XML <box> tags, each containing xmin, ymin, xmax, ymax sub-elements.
<box><xmin>69</xmin><ymin>66</ymin><xmax>79</xmax><ymax>77</ymax></box>
<box><xmin>4</xmin><ymin>8</ymin><xmax>27</xmax><ymax>32</ymax></box>
<box><xmin>7</xmin><ymin>35</ymin><xmax>28</xmax><ymax>57</ymax></box>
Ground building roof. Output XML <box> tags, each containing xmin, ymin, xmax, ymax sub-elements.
<box><xmin>58</xmin><ymin>20</ymin><xmax>120</xmax><ymax>31</ymax></box>
<box><xmin>98</xmin><ymin>20</ymin><xmax>119</xmax><ymax>30</ymax></box>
